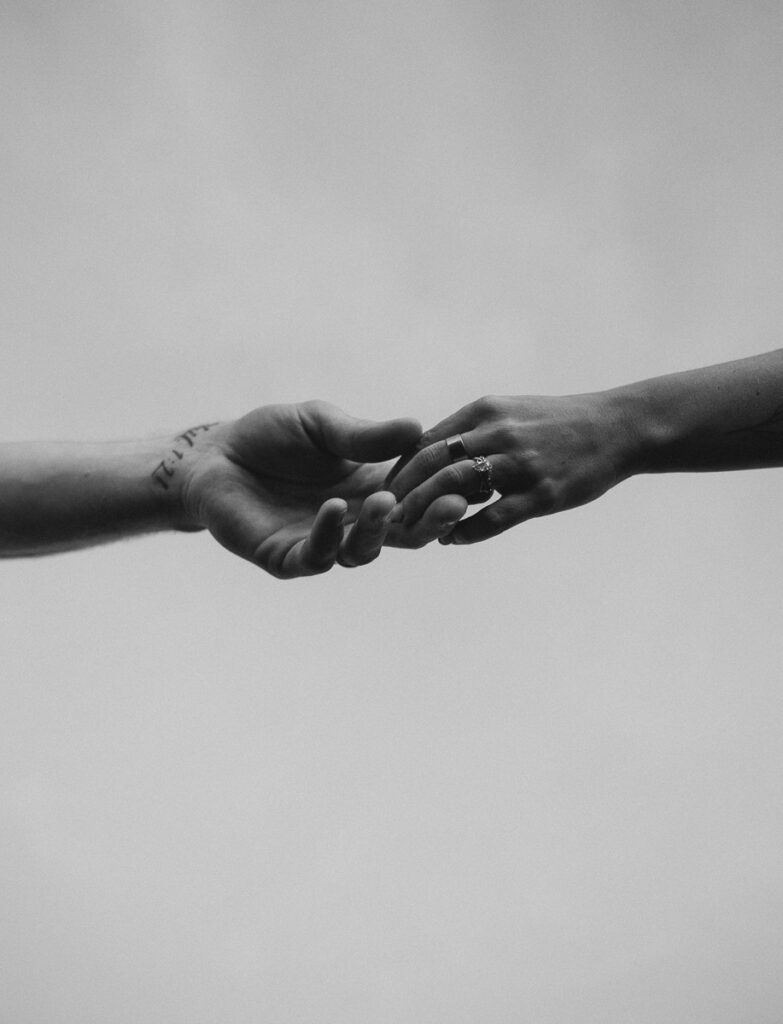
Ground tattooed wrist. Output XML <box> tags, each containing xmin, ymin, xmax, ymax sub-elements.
<box><xmin>151</xmin><ymin>423</ymin><xmax>219</xmax><ymax>491</ymax></box>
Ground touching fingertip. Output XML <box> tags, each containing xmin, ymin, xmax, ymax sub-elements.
<box><xmin>373</xmin><ymin>490</ymin><xmax>397</xmax><ymax>512</ymax></box>
<box><xmin>371</xmin><ymin>510</ymin><xmax>393</xmax><ymax>531</ymax></box>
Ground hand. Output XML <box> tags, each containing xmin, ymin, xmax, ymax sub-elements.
<box><xmin>387</xmin><ymin>392</ymin><xmax>633</xmax><ymax>545</ymax></box>
<box><xmin>179</xmin><ymin>401</ymin><xmax>467</xmax><ymax>578</ymax></box>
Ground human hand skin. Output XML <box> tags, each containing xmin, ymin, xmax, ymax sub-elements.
<box><xmin>0</xmin><ymin>400</ymin><xmax>468</xmax><ymax>576</ymax></box>
<box><xmin>387</xmin><ymin>392</ymin><xmax>632</xmax><ymax>545</ymax></box>
<box><xmin>178</xmin><ymin>401</ymin><xmax>467</xmax><ymax>577</ymax></box>
<box><xmin>388</xmin><ymin>349</ymin><xmax>783</xmax><ymax>546</ymax></box>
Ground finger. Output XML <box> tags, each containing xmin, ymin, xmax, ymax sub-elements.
<box><xmin>388</xmin><ymin>427</ymin><xmax>487</xmax><ymax>499</ymax></box>
<box><xmin>385</xmin><ymin>493</ymin><xmax>468</xmax><ymax>549</ymax></box>
<box><xmin>398</xmin><ymin>454</ymin><xmax>511</xmax><ymax>525</ymax></box>
<box><xmin>337</xmin><ymin>491</ymin><xmax>396</xmax><ymax>568</ymax></box>
<box><xmin>441</xmin><ymin>489</ymin><xmax>548</xmax><ymax>546</ymax></box>
<box><xmin>203</xmin><ymin>484</ymin><xmax>346</xmax><ymax>579</ymax></box>
<box><xmin>253</xmin><ymin>497</ymin><xmax>345</xmax><ymax>581</ymax></box>
<box><xmin>301</xmin><ymin>401</ymin><xmax>423</xmax><ymax>463</ymax></box>
<box><xmin>413</xmin><ymin>402</ymin><xmax>487</xmax><ymax>450</ymax></box>
<box><xmin>275</xmin><ymin>498</ymin><xmax>347</xmax><ymax>578</ymax></box>
<box><xmin>383</xmin><ymin>450</ymin><xmax>415</xmax><ymax>489</ymax></box>
<box><xmin>385</xmin><ymin>396</ymin><xmax>502</xmax><ymax>487</ymax></box>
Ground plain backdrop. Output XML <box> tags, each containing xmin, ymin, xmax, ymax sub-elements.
<box><xmin>2</xmin><ymin>2</ymin><xmax>783</xmax><ymax>1022</ymax></box>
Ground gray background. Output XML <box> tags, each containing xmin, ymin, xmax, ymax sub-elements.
<box><xmin>2</xmin><ymin>2</ymin><xmax>783</xmax><ymax>1022</ymax></box>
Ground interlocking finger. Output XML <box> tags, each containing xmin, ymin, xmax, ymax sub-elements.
<box><xmin>388</xmin><ymin>428</ymin><xmax>488</xmax><ymax>500</ymax></box>
<box><xmin>385</xmin><ymin>493</ymin><xmax>469</xmax><ymax>549</ymax></box>
<box><xmin>440</xmin><ymin>483</ymin><xmax>558</xmax><ymax>546</ymax></box>
<box><xmin>398</xmin><ymin>454</ymin><xmax>508</xmax><ymax>525</ymax></box>
<box><xmin>438</xmin><ymin>494</ymin><xmax>532</xmax><ymax>546</ymax></box>
<box><xmin>337</xmin><ymin>491</ymin><xmax>396</xmax><ymax>568</ymax></box>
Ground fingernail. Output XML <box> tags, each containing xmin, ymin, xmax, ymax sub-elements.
<box><xmin>438</xmin><ymin>534</ymin><xmax>454</xmax><ymax>546</ymax></box>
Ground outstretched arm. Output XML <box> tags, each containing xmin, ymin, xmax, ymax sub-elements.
<box><xmin>0</xmin><ymin>401</ymin><xmax>467</xmax><ymax>576</ymax></box>
<box><xmin>389</xmin><ymin>349</ymin><xmax>783</xmax><ymax>546</ymax></box>
<box><xmin>0</xmin><ymin>434</ymin><xmax>189</xmax><ymax>557</ymax></box>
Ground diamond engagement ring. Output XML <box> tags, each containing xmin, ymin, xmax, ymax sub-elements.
<box><xmin>472</xmin><ymin>455</ymin><xmax>494</xmax><ymax>498</ymax></box>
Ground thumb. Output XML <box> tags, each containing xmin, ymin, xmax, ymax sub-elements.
<box><xmin>303</xmin><ymin>401</ymin><xmax>422</xmax><ymax>463</ymax></box>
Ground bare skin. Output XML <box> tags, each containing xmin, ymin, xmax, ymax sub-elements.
<box><xmin>388</xmin><ymin>349</ymin><xmax>783</xmax><ymax>546</ymax></box>
<box><xmin>7</xmin><ymin>350</ymin><xmax>780</xmax><ymax>571</ymax></box>
<box><xmin>0</xmin><ymin>400</ymin><xmax>467</xmax><ymax>579</ymax></box>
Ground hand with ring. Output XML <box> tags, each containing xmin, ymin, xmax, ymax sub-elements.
<box><xmin>386</xmin><ymin>392</ymin><xmax>634</xmax><ymax>545</ymax></box>
<box><xmin>180</xmin><ymin>400</ymin><xmax>469</xmax><ymax>575</ymax></box>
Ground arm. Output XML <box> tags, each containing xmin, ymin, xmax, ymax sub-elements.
<box><xmin>0</xmin><ymin>402</ymin><xmax>467</xmax><ymax>576</ymax></box>
<box><xmin>610</xmin><ymin>348</ymin><xmax>783</xmax><ymax>473</ymax></box>
<box><xmin>389</xmin><ymin>349</ymin><xmax>783</xmax><ymax>546</ymax></box>
<box><xmin>0</xmin><ymin>435</ymin><xmax>186</xmax><ymax>556</ymax></box>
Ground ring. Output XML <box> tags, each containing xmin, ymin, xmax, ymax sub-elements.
<box><xmin>472</xmin><ymin>455</ymin><xmax>494</xmax><ymax>498</ymax></box>
<box><xmin>445</xmin><ymin>434</ymin><xmax>469</xmax><ymax>462</ymax></box>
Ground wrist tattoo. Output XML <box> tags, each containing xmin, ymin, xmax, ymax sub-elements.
<box><xmin>151</xmin><ymin>423</ymin><xmax>219</xmax><ymax>491</ymax></box>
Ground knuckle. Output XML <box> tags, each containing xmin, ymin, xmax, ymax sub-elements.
<box><xmin>493</xmin><ymin>418</ymin><xmax>520</xmax><ymax>450</ymax></box>
<box><xmin>481</xmin><ymin>505</ymin><xmax>509</xmax><ymax>537</ymax></box>
<box><xmin>473</xmin><ymin>394</ymin><xmax>500</xmax><ymax>418</ymax></box>
<box><xmin>474</xmin><ymin>394</ymin><xmax>511</xmax><ymax>420</ymax></box>
<box><xmin>483</xmin><ymin>503</ymin><xmax>504</xmax><ymax>525</ymax></box>
<box><xmin>301</xmin><ymin>398</ymin><xmax>330</xmax><ymax>417</ymax></box>
<box><xmin>534</xmin><ymin>478</ymin><xmax>558</xmax><ymax>513</ymax></box>
<box><xmin>512</xmin><ymin>449</ymin><xmax>542</xmax><ymax>485</ymax></box>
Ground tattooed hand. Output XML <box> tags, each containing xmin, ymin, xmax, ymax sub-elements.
<box><xmin>4</xmin><ymin>352</ymin><xmax>783</xmax><ymax>564</ymax></box>
<box><xmin>173</xmin><ymin>401</ymin><xmax>467</xmax><ymax>579</ymax></box>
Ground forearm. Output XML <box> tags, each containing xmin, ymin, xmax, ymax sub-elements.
<box><xmin>607</xmin><ymin>349</ymin><xmax>783</xmax><ymax>476</ymax></box>
<box><xmin>0</xmin><ymin>435</ymin><xmax>200</xmax><ymax>557</ymax></box>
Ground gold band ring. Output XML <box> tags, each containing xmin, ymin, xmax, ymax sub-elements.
<box><xmin>445</xmin><ymin>434</ymin><xmax>469</xmax><ymax>462</ymax></box>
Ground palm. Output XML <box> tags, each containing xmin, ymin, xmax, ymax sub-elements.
<box><xmin>184</xmin><ymin>402</ymin><xmax>418</xmax><ymax>578</ymax></box>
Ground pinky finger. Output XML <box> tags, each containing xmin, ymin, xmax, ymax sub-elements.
<box><xmin>440</xmin><ymin>493</ymin><xmax>533</xmax><ymax>546</ymax></box>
